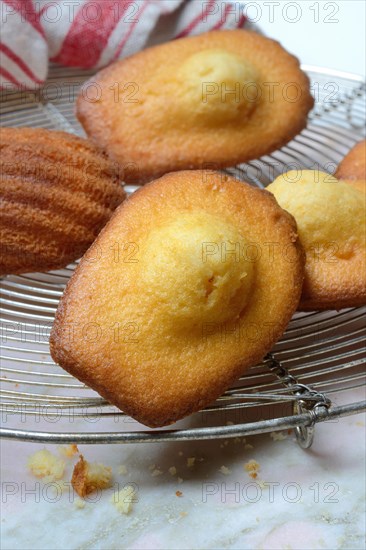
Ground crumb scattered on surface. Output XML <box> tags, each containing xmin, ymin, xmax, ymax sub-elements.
<box><xmin>270</xmin><ymin>431</ymin><xmax>288</xmax><ymax>441</ymax></box>
<box><xmin>27</xmin><ymin>449</ymin><xmax>65</xmax><ymax>481</ymax></box>
<box><xmin>219</xmin><ymin>466</ymin><xmax>231</xmax><ymax>475</ymax></box>
<box><xmin>168</xmin><ymin>466</ymin><xmax>177</xmax><ymax>476</ymax></box>
<box><xmin>71</xmin><ymin>455</ymin><xmax>112</xmax><ymax>497</ymax></box>
<box><xmin>244</xmin><ymin>459</ymin><xmax>260</xmax><ymax>479</ymax></box>
<box><xmin>148</xmin><ymin>464</ymin><xmax>155</xmax><ymax>471</ymax></box>
<box><xmin>244</xmin><ymin>459</ymin><xmax>260</xmax><ymax>472</ymax></box>
<box><xmin>118</xmin><ymin>465</ymin><xmax>128</xmax><ymax>475</ymax></box>
<box><xmin>111</xmin><ymin>486</ymin><xmax>137</xmax><ymax>515</ymax></box>
<box><xmin>175</xmin><ymin>490</ymin><xmax>183</xmax><ymax>497</ymax></box>
<box><xmin>187</xmin><ymin>457</ymin><xmax>195</xmax><ymax>468</ymax></box>
<box><xmin>226</xmin><ymin>421</ymin><xmax>234</xmax><ymax>425</ymax></box>
<box><xmin>180</xmin><ymin>512</ymin><xmax>188</xmax><ymax>517</ymax></box>
<box><xmin>74</xmin><ymin>498</ymin><xmax>86</xmax><ymax>510</ymax></box>
<box><xmin>58</xmin><ymin>444</ymin><xmax>79</xmax><ymax>458</ymax></box>
<box><xmin>244</xmin><ymin>444</ymin><xmax>254</xmax><ymax>450</ymax></box>
<box><xmin>177</xmin><ymin>477</ymin><xmax>183</xmax><ymax>484</ymax></box>
<box><xmin>178</xmin><ymin>451</ymin><xmax>183</xmax><ymax>456</ymax></box>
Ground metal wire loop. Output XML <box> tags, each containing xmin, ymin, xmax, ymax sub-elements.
<box><xmin>0</xmin><ymin>66</ymin><xmax>365</xmax><ymax>445</ymax></box>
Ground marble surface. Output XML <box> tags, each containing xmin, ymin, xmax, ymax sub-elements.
<box><xmin>1</xmin><ymin>387</ymin><xmax>365</xmax><ymax>550</ymax></box>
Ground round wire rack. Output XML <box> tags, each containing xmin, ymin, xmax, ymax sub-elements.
<box><xmin>0</xmin><ymin>66</ymin><xmax>365</xmax><ymax>447</ymax></box>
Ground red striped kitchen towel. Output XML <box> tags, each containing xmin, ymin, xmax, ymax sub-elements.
<box><xmin>0</xmin><ymin>0</ymin><xmax>250</xmax><ymax>90</ymax></box>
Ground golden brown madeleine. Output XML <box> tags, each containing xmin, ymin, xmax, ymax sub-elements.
<box><xmin>267</xmin><ymin>171</ymin><xmax>366</xmax><ymax>310</ymax></box>
<box><xmin>0</xmin><ymin>127</ymin><xmax>126</xmax><ymax>275</ymax></box>
<box><xmin>50</xmin><ymin>170</ymin><xmax>304</xmax><ymax>428</ymax></box>
<box><xmin>335</xmin><ymin>140</ymin><xmax>366</xmax><ymax>181</ymax></box>
<box><xmin>76</xmin><ymin>30</ymin><xmax>314</xmax><ymax>183</ymax></box>
<box><xmin>335</xmin><ymin>140</ymin><xmax>366</xmax><ymax>195</ymax></box>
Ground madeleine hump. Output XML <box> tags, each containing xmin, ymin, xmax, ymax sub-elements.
<box><xmin>267</xmin><ymin>170</ymin><xmax>366</xmax><ymax>310</ymax></box>
<box><xmin>50</xmin><ymin>170</ymin><xmax>305</xmax><ymax>428</ymax></box>
<box><xmin>77</xmin><ymin>30</ymin><xmax>314</xmax><ymax>183</ymax></box>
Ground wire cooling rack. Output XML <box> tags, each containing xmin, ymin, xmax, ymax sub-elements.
<box><xmin>0</xmin><ymin>66</ymin><xmax>365</xmax><ymax>447</ymax></box>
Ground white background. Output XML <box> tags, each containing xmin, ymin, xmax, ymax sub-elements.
<box><xmin>247</xmin><ymin>0</ymin><xmax>364</xmax><ymax>75</ymax></box>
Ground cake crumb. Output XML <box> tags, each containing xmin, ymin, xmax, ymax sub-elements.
<box><xmin>180</xmin><ymin>511</ymin><xmax>188</xmax><ymax>518</ymax></box>
<box><xmin>177</xmin><ymin>477</ymin><xmax>183</xmax><ymax>484</ymax></box>
<box><xmin>178</xmin><ymin>451</ymin><xmax>183</xmax><ymax>456</ymax></box>
<box><xmin>151</xmin><ymin>469</ymin><xmax>163</xmax><ymax>477</ymax></box>
<box><xmin>226</xmin><ymin>421</ymin><xmax>234</xmax><ymax>426</ymax></box>
<box><xmin>168</xmin><ymin>466</ymin><xmax>177</xmax><ymax>476</ymax></box>
<box><xmin>270</xmin><ymin>431</ymin><xmax>288</xmax><ymax>441</ymax></box>
<box><xmin>244</xmin><ymin>459</ymin><xmax>260</xmax><ymax>478</ymax></box>
<box><xmin>118</xmin><ymin>465</ymin><xmax>128</xmax><ymax>475</ymax></box>
<box><xmin>187</xmin><ymin>457</ymin><xmax>195</xmax><ymax>468</ymax></box>
<box><xmin>27</xmin><ymin>449</ymin><xmax>65</xmax><ymax>481</ymax></box>
<box><xmin>175</xmin><ymin>490</ymin><xmax>183</xmax><ymax>497</ymax></box>
<box><xmin>71</xmin><ymin>455</ymin><xmax>112</xmax><ymax>497</ymax></box>
<box><xmin>111</xmin><ymin>485</ymin><xmax>136</xmax><ymax>515</ymax></box>
<box><xmin>58</xmin><ymin>444</ymin><xmax>79</xmax><ymax>458</ymax></box>
<box><xmin>148</xmin><ymin>464</ymin><xmax>155</xmax><ymax>471</ymax></box>
<box><xmin>74</xmin><ymin>498</ymin><xmax>86</xmax><ymax>510</ymax></box>
<box><xmin>219</xmin><ymin>466</ymin><xmax>231</xmax><ymax>475</ymax></box>
<box><xmin>244</xmin><ymin>444</ymin><xmax>254</xmax><ymax>450</ymax></box>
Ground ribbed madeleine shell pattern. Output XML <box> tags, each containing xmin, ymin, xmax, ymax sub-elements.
<box><xmin>0</xmin><ymin>127</ymin><xmax>126</xmax><ymax>275</ymax></box>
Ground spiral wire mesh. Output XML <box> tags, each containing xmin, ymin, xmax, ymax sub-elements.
<box><xmin>0</xmin><ymin>66</ymin><xmax>365</xmax><ymax>445</ymax></box>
